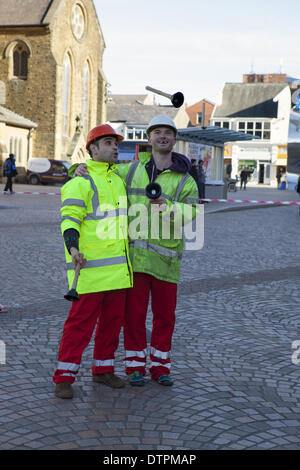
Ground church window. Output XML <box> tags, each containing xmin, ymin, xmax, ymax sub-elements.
<box><xmin>13</xmin><ymin>44</ymin><xmax>29</xmax><ymax>79</ymax></box>
<box><xmin>62</xmin><ymin>54</ymin><xmax>72</xmax><ymax>137</ymax></box>
<box><xmin>82</xmin><ymin>61</ymin><xmax>90</xmax><ymax>134</ymax></box>
<box><xmin>71</xmin><ymin>4</ymin><xmax>86</xmax><ymax>40</ymax></box>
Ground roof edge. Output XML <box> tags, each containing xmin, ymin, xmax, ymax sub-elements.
<box><xmin>40</xmin><ymin>0</ymin><xmax>54</xmax><ymax>24</ymax></box>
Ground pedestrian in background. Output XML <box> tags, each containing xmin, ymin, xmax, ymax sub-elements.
<box><xmin>3</xmin><ymin>153</ymin><xmax>17</xmax><ymax>195</ymax></box>
<box><xmin>276</xmin><ymin>169</ymin><xmax>282</xmax><ymax>188</ymax></box>
<box><xmin>198</xmin><ymin>159</ymin><xmax>206</xmax><ymax>200</ymax></box>
<box><xmin>240</xmin><ymin>166</ymin><xmax>248</xmax><ymax>190</ymax></box>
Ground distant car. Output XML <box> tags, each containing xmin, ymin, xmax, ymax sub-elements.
<box><xmin>27</xmin><ymin>158</ymin><xmax>71</xmax><ymax>185</ymax></box>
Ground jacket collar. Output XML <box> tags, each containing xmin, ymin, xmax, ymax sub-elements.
<box><xmin>86</xmin><ymin>158</ymin><xmax>117</xmax><ymax>173</ymax></box>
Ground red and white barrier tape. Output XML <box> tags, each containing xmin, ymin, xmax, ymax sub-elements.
<box><xmin>199</xmin><ymin>198</ymin><xmax>300</xmax><ymax>205</ymax></box>
<box><xmin>2</xmin><ymin>192</ymin><xmax>300</xmax><ymax>205</ymax></box>
<box><xmin>14</xmin><ymin>191</ymin><xmax>61</xmax><ymax>196</ymax></box>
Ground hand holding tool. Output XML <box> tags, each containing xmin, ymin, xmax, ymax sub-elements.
<box><xmin>64</xmin><ymin>263</ymin><xmax>81</xmax><ymax>302</ymax></box>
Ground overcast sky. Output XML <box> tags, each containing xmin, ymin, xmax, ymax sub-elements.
<box><xmin>93</xmin><ymin>0</ymin><xmax>300</xmax><ymax>107</ymax></box>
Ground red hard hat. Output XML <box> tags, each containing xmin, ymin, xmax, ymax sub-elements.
<box><xmin>86</xmin><ymin>124</ymin><xmax>123</xmax><ymax>149</ymax></box>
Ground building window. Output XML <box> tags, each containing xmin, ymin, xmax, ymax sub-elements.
<box><xmin>197</xmin><ymin>112</ymin><xmax>203</xmax><ymax>125</ymax></box>
<box><xmin>238</xmin><ymin>121</ymin><xmax>271</xmax><ymax>140</ymax></box>
<box><xmin>13</xmin><ymin>44</ymin><xmax>29</xmax><ymax>79</ymax></box>
<box><xmin>62</xmin><ymin>54</ymin><xmax>72</xmax><ymax>137</ymax></box>
<box><xmin>71</xmin><ymin>3</ymin><xmax>86</xmax><ymax>40</ymax></box>
<box><xmin>214</xmin><ymin>121</ymin><xmax>230</xmax><ymax>129</ymax></box>
<box><xmin>82</xmin><ymin>61</ymin><xmax>90</xmax><ymax>135</ymax></box>
<box><xmin>126</xmin><ymin>127</ymin><xmax>147</xmax><ymax>141</ymax></box>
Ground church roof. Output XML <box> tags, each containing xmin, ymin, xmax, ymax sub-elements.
<box><xmin>0</xmin><ymin>105</ymin><xmax>37</xmax><ymax>128</ymax></box>
<box><xmin>0</xmin><ymin>0</ymin><xmax>52</xmax><ymax>26</ymax></box>
<box><xmin>109</xmin><ymin>95</ymin><xmax>150</xmax><ymax>106</ymax></box>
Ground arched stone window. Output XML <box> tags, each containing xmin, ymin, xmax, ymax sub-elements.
<box><xmin>82</xmin><ymin>61</ymin><xmax>90</xmax><ymax>135</ymax></box>
<box><xmin>4</xmin><ymin>40</ymin><xmax>31</xmax><ymax>80</ymax></box>
<box><xmin>13</xmin><ymin>43</ymin><xmax>29</xmax><ymax>78</ymax></box>
<box><xmin>62</xmin><ymin>53</ymin><xmax>72</xmax><ymax>136</ymax></box>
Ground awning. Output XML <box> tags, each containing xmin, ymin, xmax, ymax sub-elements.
<box><xmin>177</xmin><ymin>126</ymin><xmax>258</xmax><ymax>147</ymax></box>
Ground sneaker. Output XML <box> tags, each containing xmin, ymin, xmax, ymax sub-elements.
<box><xmin>128</xmin><ymin>371</ymin><xmax>145</xmax><ymax>387</ymax></box>
<box><xmin>93</xmin><ymin>372</ymin><xmax>125</xmax><ymax>388</ymax></box>
<box><xmin>157</xmin><ymin>375</ymin><xmax>174</xmax><ymax>386</ymax></box>
<box><xmin>54</xmin><ymin>382</ymin><xmax>73</xmax><ymax>399</ymax></box>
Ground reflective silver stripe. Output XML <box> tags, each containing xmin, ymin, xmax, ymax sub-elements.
<box><xmin>57</xmin><ymin>361</ymin><xmax>80</xmax><ymax>371</ymax></box>
<box><xmin>93</xmin><ymin>359</ymin><xmax>114</xmax><ymax>367</ymax></box>
<box><xmin>62</xmin><ymin>198</ymin><xmax>86</xmax><ymax>208</ymax></box>
<box><xmin>125</xmin><ymin>349</ymin><xmax>147</xmax><ymax>359</ymax></box>
<box><xmin>161</xmin><ymin>193</ymin><xmax>173</xmax><ymax>202</ymax></box>
<box><xmin>130</xmin><ymin>240</ymin><xmax>182</xmax><ymax>260</ymax></box>
<box><xmin>150</xmin><ymin>347</ymin><xmax>170</xmax><ymax>360</ymax></box>
<box><xmin>82</xmin><ymin>175</ymin><xmax>127</xmax><ymax>221</ymax></box>
<box><xmin>61</xmin><ymin>216</ymin><xmax>82</xmax><ymax>226</ymax></box>
<box><xmin>150</xmin><ymin>361</ymin><xmax>171</xmax><ymax>369</ymax></box>
<box><xmin>127</xmin><ymin>188</ymin><xmax>146</xmax><ymax>196</ymax></box>
<box><xmin>84</xmin><ymin>207</ymin><xmax>127</xmax><ymax>221</ymax></box>
<box><xmin>182</xmin><ymin>197</ymin><xmax>199</xmax><ymax>204</ymax></box>
<box><xmin>126</xmin><ymin>160</ymin><xmax>140</xmax><ymax>188</ymax></box>
<box><xmin>61</xmin><ymin>372</ymin><xmax>76</xmax><ymax>377</ymax></box>
<box><xmin>66</xmin><ymin>256</ymin><xmax>127</xmax><ymax>270</ymax></box>
<box><xmin>124</xmin><ymin>360</ymin><xmax>146</xmax><ymax>368</ymax></box>
<box><xmin>174</xmin><ymin>173</ymin><xmax>191</xmax><ymax>201</ymax></box>
<box><xmin>82</xmin><ymin>175</ymin><xmax>99</xmax><ymax>216</ymax></box>
<box><xmin>128</xmin><ymin>187</ymin><xmax>173</xmax><ymax>201</ymax></box>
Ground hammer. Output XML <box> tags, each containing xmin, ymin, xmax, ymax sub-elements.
<box><xmin>64</xmin><ymin>263</ymin><xmax>81</xmax><ymax>302</ymax></box>
<box><xmin>146</xmin><ymin>86</ymin><xmax>184</xmax><ymax>108</ymax></box>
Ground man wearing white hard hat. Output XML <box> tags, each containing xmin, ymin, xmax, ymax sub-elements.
<box><xmin>71</xmin><ymin>115</ymin><xmax>199</xmax><ymax>387</ymax></box>
<box><xmin>122</xmin><ymin>115</ymin><xmax>199</xmax><ymax>386</ymax></box>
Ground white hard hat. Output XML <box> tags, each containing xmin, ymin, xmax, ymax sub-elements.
<box><xmin>146</xmin><ymin>114</ymin><xmax>177</xmax><ymax>136</ymax></box>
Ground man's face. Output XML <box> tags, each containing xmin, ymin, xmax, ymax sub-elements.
<box><xmin>91</xmin><ymin>136</ymin><xmax>118</xmax><ymax>163</ymax></box>
<box><xmin>148</xmin><ymin>126</ymin><xmax>176</xmax><ymax>154</ymax></box>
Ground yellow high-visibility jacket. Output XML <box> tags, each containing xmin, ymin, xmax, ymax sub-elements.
<box><xmin>61</xmin><ymin>159</ymin><xmax>133</xmax><ymax>294</ymax></box>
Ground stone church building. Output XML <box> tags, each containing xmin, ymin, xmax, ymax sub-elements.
<box><xmin>0</xmin><ymin>0</ymin><xmax>106</xmax><ymax>168</ymax></box>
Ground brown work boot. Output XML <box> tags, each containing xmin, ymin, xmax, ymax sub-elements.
<box><xmin>92</xmin><ymin>373</ymin><xmax>125</xmax><ymax>388</ymax></box>
<box><xmin>55</xmin><ymin>382</ymin><xmax>73</xmax><ymax>399</ymax></box>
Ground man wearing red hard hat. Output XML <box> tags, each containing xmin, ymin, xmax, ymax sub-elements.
<box><xmin>53</xmin><ymin>124</ymin><xmax>133</xmax><ymax>399</ymax></box>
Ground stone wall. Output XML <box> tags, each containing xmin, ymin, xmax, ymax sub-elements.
<box><xmin>0</xmin><ymin>0</ymin><xmax>106</xmax><ymax>162</ymax></box>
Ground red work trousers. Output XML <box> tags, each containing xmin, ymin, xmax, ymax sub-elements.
<box><xmin>123</xmin><ymin>272</ymin><xmax>177</xmax><ymax>380</ymax></box>
<box><xmin>53</xmin><ymin>289</ymin><xmax>126</xmax><ymax>384</ymax></box>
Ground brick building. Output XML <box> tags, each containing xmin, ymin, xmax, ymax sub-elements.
<box><xmin>0</xmin><ymin>0</ymin><xmax>106</xmax><ymax>167</ymax></box>
<box><xmin>243</xmin><ymin>73</ymin><xmax>288</xmax><ymax>84</ymax></box>
<box><xmin>185</xmin><ymin>99</ymin><xmax>214</xmax><ymax>127</ymax></box>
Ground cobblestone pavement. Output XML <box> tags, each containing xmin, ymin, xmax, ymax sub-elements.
<box><xmin>0</xmin><ymin>184</ymin><xmax>300</xmax><ymax>450</ymax></box>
